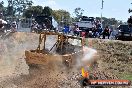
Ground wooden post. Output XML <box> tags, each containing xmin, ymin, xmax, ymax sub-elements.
<box><xmin>43</xmin><ymin>33</ymin><xmax>46</xmax><ymax>50</ymax></box>
<box><xmin>60</xmin><ymin>34</ymin><xmax>64</xmax><ymax>52</ymax></box>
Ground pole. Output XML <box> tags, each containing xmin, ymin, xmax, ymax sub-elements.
<box><xmin>101</xmin><ymin>0</ymin><xmax>104</xmax><ymax>28</ymax></box>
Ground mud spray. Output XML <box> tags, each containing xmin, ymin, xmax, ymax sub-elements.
<box><xmin>71</xmin><ymin>38</ymin><xmax>98</xmax><ymax>70</ymax></box>
<box><xmin>0</xmin><ymin>32</ymin><xmax>41</xmax><ymax>79</ymax></box>
<box><xmin>0</xmin><ymin>33</ymin><xmax>60</xmax><ymax>78</ymax></box>
<box><xmin>82</xmin><ymin>46</ymin><xmax>97</xmax><ymax>66</ymax></box>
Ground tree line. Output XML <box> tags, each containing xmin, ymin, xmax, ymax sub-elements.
<box><xmin>0</xmin><ymin>0</ymin><xmax>124</xmax><ymax>27</ymax></box>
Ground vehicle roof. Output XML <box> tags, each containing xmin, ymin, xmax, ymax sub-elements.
<box><xmin>118</xmin><ymin>24</ymin><xmax>128</xmax><ymax>26</ymax></box>
<box><xmin>118</xmin><ymin>24</ymin><xmax>128</xmax><ymax>28</ymax></box>
<box><xmin>118</xmin><ymin>24</ymin><xmax>132</xmax><ymax>33</ymax></box>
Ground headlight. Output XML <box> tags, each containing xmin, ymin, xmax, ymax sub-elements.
<box><xmin>118</xmin><ymin>30</ymin><xmax>121</xmax><ymax>32</ymax></box>
<box><xmin>89</xmin><ymin>31</ymin><xmax>92</xmax><ymax>33</ymax></box>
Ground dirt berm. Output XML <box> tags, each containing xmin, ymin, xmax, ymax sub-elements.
<box><xmin>0</xmin><ymin>32</ymin><xmax>131</xmax><ymax>88</ymax></box>
<box><xmin>90</xmin><ymin>39</ymin><xmax>132</xmax><ymax>80</ymax></box>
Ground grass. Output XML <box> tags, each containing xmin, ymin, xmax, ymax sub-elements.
<box><xmin>130</xmin><ymin>50</ymin><xmax>132</xmax><ymax>55</ymax></box>
<box><xmin>121</xmin><ymin>74</ymin><xmax>132</xmax><ymax>81</ymax></box>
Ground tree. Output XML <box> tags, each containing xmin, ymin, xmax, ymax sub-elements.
<box><xmin>52</xmin><ymin>9</ymin><xmax>70</xmax><ymax>25</ymax></box>
<box><xmin>23</xmin><ymin>6</ymin><xmax>52</xmax><ymax>18</ymax></box>
<box><xmin>6</xmin><ymin>0</ymin><xmax>33</xmax><ymax>17</ymax></box>
<box><xmin>74</xmin><ymin>7</ymin><xmax>84</xmax><ymax>20</ymax></box>
<box><xmin>0</xmin><ymin>1</ymin><xmax>4</xmax><ymax>12</ymax></box>
<box><xmin>13</xmin><ymin>0</ymin><xmax>33</xmax><ymax>16</ymax></box>
<box><xmin>6</xmin><ymin>6</ymin><xmax>15</xmax><ymax>16</ymax></box>
<box><xmin>42</xmin><ymin>6</ymin><xmax>52</xmax><ymax>16</ymax></box>
<box><xmin>23</xmin><ymin>5</ymin><xmax>43</xmax><ymax>18</ymax></box>
<box><xmin>128</xmin><ymin>8</ymin><xmax>132</xmax><ymax>13</ymax></box>
<box><xmin>128</xmin><ymin>3</ymin><xmax>132</xmax><ymax>13</ymax></box>
<box><xmin>96</xmin><ymin>17</ymin><xmax>118</xmax><ymax>27</ymax></box>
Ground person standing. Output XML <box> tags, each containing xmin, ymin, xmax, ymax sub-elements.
<box><xmin>92</xmin><ymin>26</ymin><xmax>98</xmax><ymax>38</ymax></box>
<box><xmin>0</xmin><ymin>19</ymin><xmax>4</xmax><ymax>29</ymax></box>
<box><xmin>127</xmin><ymin>16</ymin><xmax>132</xmax><ymax>33</ymax></box>
<box><xmin>96</xmin><ymin>21</ymin><xmax>102</xmax><ymax>37</ymax></box>
<box><xmin>0</xmin><ymin>19</ymin><xmax>7</xmax><ymax>33</ymax></box>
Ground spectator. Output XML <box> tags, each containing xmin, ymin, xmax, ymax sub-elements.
<box><xmin>127</xmin><ymin>16</ymin><xmax>132</xmax><ymax>26</ymax></box>
<box><xmin>0</xmin><ymin>19</ymin><xmax>4</xmax><ymax>29</ymax></box>
<box><xmin>0</xmin><ymin>19</ymin><xmax>7</xmax><ymax>33</ymax></box>
<box><xmin>63</xmin><ymin>25</ymin><xmax>70</xmax><ymax>35</ymax></box>
<box><xmin>0</xmin><ymin>12</ymin><xmax>3</xmax><ymax>19</ymax></box>
<box><xmin>73</xmin><ymin>25</ymin><xmax>80</xmax><ymax>36</ymax></box>
<box><xmin>11</xmin><ymin>21</ymin><xmax>17</xmax><ymax>32</ymax></box>
<box><xmin>102</xmin><ymin>26</ymin><xmax>110</xmax><ymax>39</ymax></box>
<box><xmin>92</xmin><ymin>26</ymin><xmax>98</xmax><ymax>38</ymax></box>
<box><xmin>127</xmin><ymin>16</ymin><xmax>132</xmax><ymax>32</ymax></box>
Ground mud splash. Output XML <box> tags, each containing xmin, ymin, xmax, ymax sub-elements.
<box><xmin>0</xmin><ymin>32</ymin><xmax>40</xmax><ymax>78</ymax></box>
<box><xmin>0</xmin><ymin>32</ymin><xmax>62</xmax><ymax>78</ymax></box>
<box><xmin>82</xmin><ymin>46</ymin><xmax>97</xmax><ymax>63</ymax></box>
<box><xmin>72</xmin><ymin>39</ymin><xmax>98</xmax><ymax>68</ymax></box>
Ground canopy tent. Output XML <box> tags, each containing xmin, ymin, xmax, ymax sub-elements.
<box><xmin>0</xmin><ymin>19</ymin><xmax>7</xmax><ymax>24</ymax></box>
<box><xmin>52</xmin><ymin>17</ymin><xmax>58</xmax><ymax>28</ymax></box>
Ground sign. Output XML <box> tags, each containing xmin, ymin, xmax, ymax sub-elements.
<box><xmin>82</xmin><ymin>78</ymin><xmax>131</xmax><ymax>87</ymax></box>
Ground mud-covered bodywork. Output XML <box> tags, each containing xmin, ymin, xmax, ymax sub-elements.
<box><xmin>25</xmin><ymin>32</ymin><xmax>83</xmax><ymax>66</ymax></box>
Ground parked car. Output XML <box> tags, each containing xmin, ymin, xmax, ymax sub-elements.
<box><xmin>115</xmin><ymin>24</ymin><xmax>132</xmax><ymax>40</ymax></box>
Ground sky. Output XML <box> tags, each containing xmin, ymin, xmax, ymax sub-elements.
<box><xmin>3</xmin><ymin>0</ymin><xmax>132</xmax><ymax>22</ymax></box>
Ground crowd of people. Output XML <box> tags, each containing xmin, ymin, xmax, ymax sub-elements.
<box><xmin>62</xmin><ymin>20</ymin><xmax>112</xmax><ymax>39</ymax></box>
<box><xmin>0</xmin><ymin>19</ymin><xmax>17</xmax><ymax>33</ymax></box>
<box><xmin>31</xmin><ymin>21</ymin><xmax>48</xmax><ymax>33</ymax></box>
<box><xmin>0</xmin><ymin>12</ymin><xmax>17</xmax><ymax>33</ymax></box>
<box><xmin>0</xmin><ymin>10</ymin><xmax>113</xmax><ymax>39</ymax></box>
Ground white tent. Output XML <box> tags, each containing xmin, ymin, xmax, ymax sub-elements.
<box><xmin>0</xmin><ymin>19</ymin><xmax>7</xmax><ymax>24</ymax></box>
<box><xmin>52</xmin><ymin>17</ymin><xmax>58</xmax><ymax>28</ymax></box>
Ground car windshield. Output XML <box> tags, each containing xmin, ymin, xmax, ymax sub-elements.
<box><xmin>81</xmin><ymin>18</ymin><xmax>94</xmax><ymax>22</ymax></box>
<box><xmin>118</xmin><ymin>25</ymin><xmax>131</xmax><ymax>32</ymax></box>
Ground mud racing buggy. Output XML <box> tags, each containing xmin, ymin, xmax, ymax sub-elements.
<box><xmin>25</xmin><ymin>31</ymin><xmax>83</xmax><ymax>67</ymax></box>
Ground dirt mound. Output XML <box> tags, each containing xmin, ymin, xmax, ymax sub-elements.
<box><xmin>90</xmin><ymin>39</ymin><xmax>132</xmax><ymax>80</ymax></box>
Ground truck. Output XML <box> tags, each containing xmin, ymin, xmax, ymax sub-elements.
<box><xmin>77</xmin><ymin>16</ymin><xmax>95</xmax><ymax>31</ymax></box>
<box><xmin>115</xmin><ymin>24</ymin><xmax>132</xmax><ymax>40</ymax></box>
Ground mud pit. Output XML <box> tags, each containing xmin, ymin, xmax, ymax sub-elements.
<box><xmin>0</xmin><ymin>32</ymin><xmax>132</xmax><ymax>88</ymax></box>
